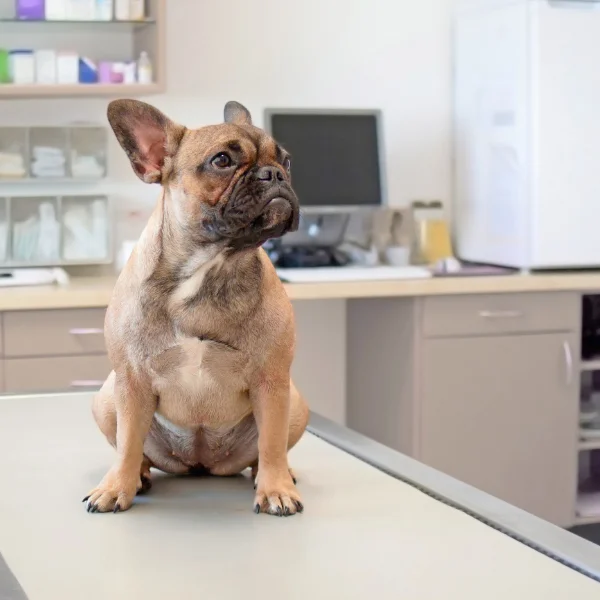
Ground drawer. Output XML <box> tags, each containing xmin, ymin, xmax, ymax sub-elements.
<box><xmin>4</xmin><ymin>309</ymin><xmax>106</xmax><ymax>357</ymax></box>
<box><xmin>4</xmin><ymin>355</ymin><xmax>110</xmax><ymax>394</ymax></box>
<box><xmin>423</xmin><ymin>293</ymin><xmax>579</xmax><ymax>338</ymax></box>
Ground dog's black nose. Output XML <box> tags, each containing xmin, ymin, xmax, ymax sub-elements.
<box><xmin>256</xmin><ymin>166</ymin><xmax>284</xmax><ymax>182</ymax></box>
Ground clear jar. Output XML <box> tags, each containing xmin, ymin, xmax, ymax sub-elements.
<box><xmin>411</xmin><ymin>200</ymin><xmax>453</xmax><ymax>265</ymax></box>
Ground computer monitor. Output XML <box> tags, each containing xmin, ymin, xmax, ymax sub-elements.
<box><xmin>264</xmin><ymin>109</ymin><xmax>386</xmax><ymax>212</ymax></box>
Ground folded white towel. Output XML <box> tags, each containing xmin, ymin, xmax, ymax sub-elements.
<box><xmin>31</xmin><ymin>164</ymin><xmax>66</xmax><ymax>178</ymax></box>
<box><xmin>32</xmin><ymin>156</ymin><xmax>66</xmax><ymax>167</ymax></box>
<box><xmin>32</xmin><ymin>146</ymin><xmax>65</xmax><ymax>159</ymax></box>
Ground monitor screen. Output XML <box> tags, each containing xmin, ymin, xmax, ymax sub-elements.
<box><xmin>267</xmin><ymin>112</ymin><xmax>383</xmax><ymax>207</ymax></box>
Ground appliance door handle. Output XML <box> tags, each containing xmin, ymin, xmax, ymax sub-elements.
<box><xmin>563</xmin><ymin>340</ymin><xmax>574</xmax><ymax>387</ymax></box>
<box><xmin>69</xmin><ymin>328</ymin><xmax>104</xmax><ymax>335</ymax></box>
<box><xmin>70</xmin><ymin>380</ymin><xmax>104</xmax><ymax>388</ymax></box>
<box><xmin>478</xmin><ymin>310</ymin><xmax>523</xmax><ymax>319</ymax></box>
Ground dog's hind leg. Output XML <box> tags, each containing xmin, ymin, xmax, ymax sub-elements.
<box><xmin>92</xmin><ymin>370</ymin><xmax>153</xmax><ymax>493</ymax></box>
<box><xmin>92</xmin><ymin>371</ymin><xmax>118</xmax><ymax>447</ymax></box>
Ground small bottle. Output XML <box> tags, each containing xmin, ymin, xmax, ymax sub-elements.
<box><xmin>129</xmin><ymin>0</ymin><xmax>145</xmax><ymax>20</ymax></box>
<box><xmin>95</xmin><ymin>0</ymin><xmax>114</xmax><ymax>20</ymax></box>
<box><xmin>137</xmin><ymin>51</ymin><xmax>152</xmax><ymax>84</ymax></box>
<box><xmin>114</xmin><ymin>0</ymin><xmax>129</xmax><ymax>20</ymax></box>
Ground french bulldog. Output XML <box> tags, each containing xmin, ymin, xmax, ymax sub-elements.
<box><xmin>84</xmin><ymin>99</ymin><xmax>308</xmax><ymax>516</ymax></box>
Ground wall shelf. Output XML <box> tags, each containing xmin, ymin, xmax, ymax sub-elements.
<box><xmin>0</xmin><ymin>0</ymin><xmax>165</xmax><ymax>98</ymax></box>
<box><xmin>0</xmin><ymin>82</ymin><xmax>163</xmax><ymax>98</ymax></box>
<box><xmin>0</xmin><ymin>18</ymin><xmax>155</xmax><ymax>25</ymax></box>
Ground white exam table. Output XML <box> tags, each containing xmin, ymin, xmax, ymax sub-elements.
<box><xmin>1</xmin><ymin>393</ymin><xmax>600</xmax><ymax>599</ymax></box>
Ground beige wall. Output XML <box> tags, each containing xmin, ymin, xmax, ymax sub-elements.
<box><xmin>2</xmin><ymin>0</ymin><xmax>455</xmax><ymax>420</ymax></box>
<box><xmin>3</xmin><ymin>0</ymin><xmax>454</xmax><ymax>212</ymax></box>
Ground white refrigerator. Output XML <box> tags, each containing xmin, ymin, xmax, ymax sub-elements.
<box><xmin>454</xmin><ymin>0</ymin><xmax>600</xmax><ymax>269</ymax></box>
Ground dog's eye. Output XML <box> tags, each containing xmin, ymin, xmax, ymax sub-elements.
<box><xmin>211</xmin><ymin>153</ymin><xmax>233</xmax><ymax>169</ymax></box>
<box><xmin>283</xmin><ymin>157</ymin><xmax>291</xmax><ymax>172</ymax></box>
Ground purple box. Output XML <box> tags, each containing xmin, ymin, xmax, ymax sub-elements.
<box><xmin>16</xmin><ymin>0</ymin><xmax>45</xmax><ymax>20</ymax></box>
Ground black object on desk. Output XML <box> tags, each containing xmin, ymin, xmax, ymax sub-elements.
<box><xmin>264</xmin><ymin>240</ymin><xmax>349</xmax><ymax>269</ymax></box>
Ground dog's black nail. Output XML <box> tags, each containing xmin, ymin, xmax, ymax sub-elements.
<box><xmin>82</xmin><ymin>495</ymin><xmax>90</xmax><ymax>503</ymax></box>
<box><xmin>113</xmin><ymin>503</ymin><xmax>121</xmax><ymax>514</ymax></box>
<box><xmin>138</xmin><ymin>477</ymin><xmax>152</xmax><ymax>495</ymax></box>
<box><xmin>283</xmin><ymin>506</ymin><xmax>290</xmax><ymax>516</ymax></box>
<box><xmin>87</xmin><ymin>503</ymin><xmax>93</xmax><ymax>513</ymax></box>
<box><xmin>292</xmin><ymin>476</ymin><xmax>297</xmax><ymax>484</ymax></box>
<box><xmin>254</xmin><ymin>503</ymin><xmax>261</xmax><ymax>514</ymax></box>
<box><xmin>295</xmin><ymin>501</ymin><xmax>304</xmax><ymax>513</ymax></box>
<box><xmin>275</xmin><ymin>506</ymin><xmax>283</xmax><ymax>517</ymax></box>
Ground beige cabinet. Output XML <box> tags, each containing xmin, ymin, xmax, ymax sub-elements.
<box><xmin>0</xmin><ymin>308</ymin><xmax>109</xmax><ymax>394</ymax></box>
<box><xmin>347</xmin><ymin>292</ymin><xmax>582</xmax><ymax>526</ymax></box>
<box><xmin>421</xmin><ymin>333</ymin><xmax>578</xmax><ymax>526</ymax></box>
<box><xmin>5</xmin><ymin>355</ymin><xmax>110</xmax><ymax>394</ymax></box>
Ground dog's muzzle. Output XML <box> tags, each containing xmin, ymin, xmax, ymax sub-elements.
<box><xmin>204</xmin><ymin>166</ymin><xmax>300</xmax><ymax>250</ymax></box>
<box><xmin>255</xmin><ymin>195</ymin><xmax>300</xmax><ymax>236</ymax></box>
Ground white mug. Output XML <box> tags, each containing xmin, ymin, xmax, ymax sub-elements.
<box><xmin>384</xmin><ymin>246</ymin><xmax>410</xmax><ymax>267</ymax></box>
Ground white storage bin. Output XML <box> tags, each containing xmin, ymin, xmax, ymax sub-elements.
<box><xmin>69</xmin><ymin>127</ymin><xmax>107</xmax><ymax>179</ymax></box>
<box><xmin>11</xmin><ymin>196</ymin><xmax>61</xmax><ymax>263</ymax></box>
<box><xmin>29</xmin><ymin>127</ymin><xmax>69</xmax><ymax>178</ymax></box>
<box><xmin>61</xmin><ymin>195</ymin><xmax>109</xmax><ymax>262</ymax></box>
<box><xmin>0</xmin><ymin>128</ymin><xmax>28</xmax><ymax>179</ymax></box>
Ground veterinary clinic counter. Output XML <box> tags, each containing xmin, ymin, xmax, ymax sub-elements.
<box><xmin>1</xmin><ymin>392</ymin><xmax>600</xmax><ymax>600</ymax></box>
<box><xmin>2</xmin><ymin>271</ymin><xmax>600</xmax><ymax>309</ymax></box>
<box><xmin>0</xmin><ymin>272</ymin><xmax>599</xmax><ymax>529</ymax></box>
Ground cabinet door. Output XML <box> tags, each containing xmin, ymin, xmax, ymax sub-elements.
<box><xmin>421</xmin><ymin>333</ymin><xmax>578</xmax><ymax>526</ymax></box>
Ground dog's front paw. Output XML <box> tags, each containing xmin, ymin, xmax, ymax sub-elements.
<box><xmin>83</xmin><ymin>467</ymin><xmax>140</xmax><ymax>514</ymax></box>
<box><xmin>253</xmin><ymin>470</ymin><xmax>303</xmax><ymax>517</ymax></box>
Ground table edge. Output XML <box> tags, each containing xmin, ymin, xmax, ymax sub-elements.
<box><xmin>307</xmin><ymin>412</ymin><xmax>600</xmax><ymax>584</ymax></box>
<box><xmin>0</xmin><ymin>553</ymin><xmax>28</xmax><ymax>600</ymax></box>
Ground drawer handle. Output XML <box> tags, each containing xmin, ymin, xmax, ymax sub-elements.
<box><xmin>69</xmin><ymin>328</ymin><xmax>104</xmax><ymax>336</ymax></box>
<box><xmin>478</xmin><ymin>310</ymin><xmax>523</xmax><ymax>319</ymax></box>
<box><xmin>563</xmin><ymin>341</ymin><xmax>574</xmax><ymax>387</ymax></box>
<box><xmin>70</xmin><ymin>380</ymin><xmax>104</xmax><ymax>388</ymax></box>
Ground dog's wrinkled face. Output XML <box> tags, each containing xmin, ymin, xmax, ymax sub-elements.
<box><xmin>107</xmin><ymin>99</ymin><xmax>300</xmax><ymax>250</ymax></box>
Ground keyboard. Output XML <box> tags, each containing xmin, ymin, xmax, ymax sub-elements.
<box><xmin>276</xmin><ymin>265</ymin><xmax>432</xmax><ymax>283</ymax></box>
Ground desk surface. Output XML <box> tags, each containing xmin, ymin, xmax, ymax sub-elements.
<box><xmin>1</xmin><ymin>393</ymin><xmax>600</xmax><ymax>599</ymax></box>
<box><xmin>4</xmin><ymin>270</ymin><xmax>600</xmax><ymax>310</ymax></box>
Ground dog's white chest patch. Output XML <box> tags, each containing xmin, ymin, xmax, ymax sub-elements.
<box><xmin>170</xmin><ymin>250</ymin><xmax>224</xmax><ymax>307</ymax></box>
<box><xmin>151</xmin><ymin>337</ymin><xmax>251</xmax><ymax>429</ymax></box>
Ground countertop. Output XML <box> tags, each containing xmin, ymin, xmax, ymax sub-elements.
<box><xmin>1</xmin><ymin>393</ymin><xmax>599</xmax><ymax>599</ymax></box>
<box><xmin>3</xmin><ymin>271</ymin><xmax>600</xmax><ymax>311</ymax></box>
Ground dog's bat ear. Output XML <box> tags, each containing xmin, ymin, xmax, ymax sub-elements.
<box><xmin>224</xmin><ymin>101</ymin><xmax>252</xmax><ymax>126</ymax></box>
<box><xmin>107</xmin><ymin>99</ymin><xmax>185</xmax><ymax>184</ymax></box>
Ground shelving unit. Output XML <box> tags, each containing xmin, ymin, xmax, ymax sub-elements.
<box><xmin>573</xmin><ymin>513</ymin><xmax>600</xmax><ymax>527</ymax></box>
<box><xmin>0</xmin><ymin>0</ymin><xmax>166</xmax><ymax>97</ymax></box>
<box><xmin>0</xmin><ymin>194</ymin><xmax>112</xmax><ymax>267</ymax></box>
<box><xmin>0</xmin><ymin>125</ymin><xmax>107</xmax><ymax>179</ymax></box>
<box><xmin>579</xmin><ymin>439</ymin><xmax>600</xmax><ymax>452</ymax></box>
<box><xmin>576</xmin><ymin>295</ymin><xmax>600</xmax><ymax>525</ymax></box>
<box><xmin>582</xmin><ymin>359</ymin><xmax>600</xmax><ymax>372</ymax></box>
<box><xmin>576</xmin><ymin>476</ymin><xmax>600</xmax><ymax>526</ymax></box>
